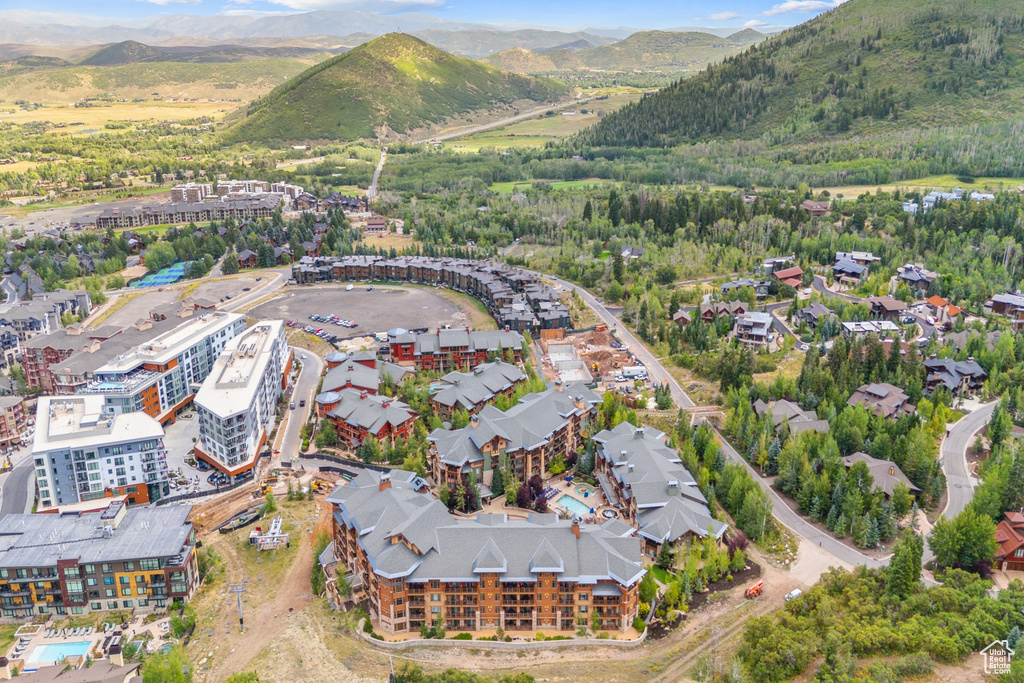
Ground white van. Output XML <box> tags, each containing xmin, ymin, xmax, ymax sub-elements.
<box><xmin>784</xmin><ymin>588</ymin><xmax>803</xmax><ymax>602</ymax></box>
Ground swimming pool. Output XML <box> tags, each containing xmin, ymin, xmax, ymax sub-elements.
<box><xmin>557</xmin><ymin>494</ymin><xmax>594</xmax><ymax>517</ymax></box>
<box><xmin>575</xmin><ymin>485</ymin><xmax>596</xmax><ymax>498</ymax></box>
<box><xmin>25</xmin><ymin>641</ymin><xmax>92</xmax><ymax>668</ymax></box>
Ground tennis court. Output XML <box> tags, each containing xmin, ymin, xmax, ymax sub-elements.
<box><xmin>130</xmin><ymin>262</ymin><xmax>190</xmax><ymax>287</ymax></box>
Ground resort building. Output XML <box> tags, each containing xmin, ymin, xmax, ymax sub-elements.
<box><xmin>428</xmin><ymin>382</ymin><xmax>599</xmax><ymax>492</ymax></box>
<box><xmin>318</xmin><ymin>389</ymin><xmax>417</xmax><ymax>448</ymax></box>
<box><xmin>319</xmin><ymin>353</ymin><xmax>413</xmax><ymax>397</ymax></box>
<box><xmin>77</xmin><ymin>312</ymin><xmax>246</xmax><ymax>425</ymax></box>
<box><xmin>33</xmin><ymin>396</ymin><xmax>168</xmax><ymax>509</ymax></box>
<box><xmin>0</xmin><ymin>396</ymin><xmax>25</xmax><ymax>448</ymax></box>
<box><xmin>193</xmin><ymin>321</ymin><xmax>291</xmax><ymax>479</ymax></box>
<box><xmin>428</xmin><ymin>361</ymin><xmax>527</xmax><ymax>420</ymax></box>
<box><xmin>0</xmin><ymin>500</ymin><xmax>198</xmax><ymax>620</ymax></box>
<box><xmin>390</xmin><ymin>328</ymin><xmax>524</xmax><ymax>372</ymax></box>
<box><xmin>592</xmin><ymin>423</ymin><xmax>727</xmax><ymax>556</ymax></box>
<box><xmin>323</xmin><ymin>469</ymin><xmax>644</xmax><ymax>635</ymax></box>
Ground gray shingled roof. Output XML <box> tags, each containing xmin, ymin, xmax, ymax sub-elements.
<box><xmin>430</xmin><ymin>361</ymin><xmax>526</xmax><ymax>412</ymax></box>
<box><xmin>327</xmin><ymin>388</ymin><xmax>416</xmax><ymax>436</ymax></box>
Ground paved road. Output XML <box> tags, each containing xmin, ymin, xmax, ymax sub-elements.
<box><xmin>276</xmin><ymin>156</ymin><xmax>325</xmax><ymax>170</ymax></box>
<box><xmin>0</xmin><ymin>445</ymin><xmax>35</xmax><ymax>517</ymax></box>
<box><xmin>416</xmin><ymin>98</ymin><xmax>594</xmax><ymax>144</ymax></box>
<box><xmin>274</xmin><ymin>348</ymin><xmax>323</xmax><ymax>465</ymax></box>
<box><xmin>941</xmin><ymin>401</ymin><xmax>996</xmax><ymax>519</ymax></box>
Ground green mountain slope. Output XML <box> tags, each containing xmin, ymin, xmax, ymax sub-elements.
<box><xmin>484</xmin><ymin>29</ymin><xmax>763</xmax><ymax>74</ymax></box>
<box><xmin>224</xmin><ymin>33</ymin><xmax>569</xmax><ymax>144</ymax></box>
<box><xmin>80</xmin><ymin>41</ymin><xmax>162</xmax><ymax>66</ymax></box>
<box><xmin>581</xmin><ymin>0</ymin><xmax>1024</xmax><ymax>147</ymax></box>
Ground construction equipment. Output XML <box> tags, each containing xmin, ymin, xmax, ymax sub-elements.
<box><xmin>0</xmin><ymin>458</ymin><xmax>11</xmax><ymax>474</ymax></box>
<box><xmin>745</xmin><ymin>580</ymin><xmax>764</xmax><ymax>599</ymax></box>
<box><xmin>191</xmin><ymin>513</ymin><xmax>208</xmax><ymax>532</ymax></box>
<box><xmin>591</xmin><ymin>362</ymin><xmax>600</xmax><ymax>373</ymax></box>
<box><xmin>310</xmin><ymin>477</ymin><xmax>331</xmax><ymax>494</ymax></box>
<box><xmin>255</xmin><ymin>477</ymin><xmax>276</xmax><ymax>497</ymax></box>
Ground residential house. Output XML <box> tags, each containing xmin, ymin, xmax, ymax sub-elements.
<box><xmin>841</xmin><ymin>320</ymin><xmax>900</xmax><ymax>341</ymax></box>
<box><xmin>896</xmin><ymin>264</ymin><xmax>936</xmax><ymax>296</ymax></box>
<box><xmin>0</xmin><ymin>395</ymin><xmax>25</xmax><ymax>447</ymax></box>
<box><xmin>846</xmin><ymin>383</ymin><xmax>915</xmax><ymax>420</ymax></box>
<box><xmin>923</xmin><ymin>357</ymin><xmax>987</xmax><ymax>396</ymax></box>
<box><xmin>720</xmin><ymin>278</ymin><xmax>769</xmax><ymax>299</ymax></box>
<box><xmin>621</xmin><ymin>246</ymin><xmax>644</xmax><ymax>259</ymax></box>
<box><xmin>592</xmin><ymin>423</ymin><xmax>727</xmax><ymax>556</ymax></box>
<box><xmin>988</xmin><ymin>292</ymin><xmax>1024</xmax><ymax>316</ymax></box>
<box><xmin>868</xmin><ymin>296</ymin><xmax>908</xmax><ymax>321</ymax></box>
<box><xmin>699</xmin><ymin>300</ymin><xmax>748</xmax><ymax>322</ymax></box>
<box><xmin>237</xmin><ymin>249</ymin><xmax>258</xmax><ymax>269</ymax></box>
<box><xmin>772</xmin><ymin>266</ymin><xmax>804</xmax><ymax>288</ymax></box>
<box><xmin>794</xmin><ymin>302</ymin><xmax>834</xmax><ymax>330</ymax></box>
<box><xmin>835</xmin><ymin>251</ymin><xmax>880</xmax><ymax>266</ymax></box>
<box><xmin>734</xmin><ymin>312</ymin><xmax>773</xmax><ymax>349</ymax></box>
<box><xmin>364</xmin><ymin>217</ymin><xmax>388</xmax><ymax>234</ymax></box>
<box><xmin>672</xmin><ymin>309</ymin><xmax>693</xmax><ymax>327</ymax></box>
<box><xmin>840</xmin><ymin>452</ymin><xmax>919</xmax><ymax>498</ymax></box>
<box><xmin>801</xmin><ymin>200</ymin><xmax>830</xmax><ymax>216</ymax></box>
<box><xmin>832</xmin><ymin>259</ymin><xmax>868</xmax><ymax>284</ymax></box>
<box><xmin>753</xmin><ymin>398</ymin><xmax>829</xmax><ymax>435</ymax></box>
<box><xmin>926</xmin><ymin>295</ymin><xmax>961</xmax><ymax>324</ymax></box>
<box><xmin>995</xmin><ymin>511</ymin><xmax>1024</xmax><ymax>571</ymax></box>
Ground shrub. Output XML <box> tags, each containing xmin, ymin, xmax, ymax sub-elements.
<box><xmin>638</xmin><ymin>602</ymin><xmax>650</xmax><ymax>620</ymax></box>
<box><xmin>452</xmin><ymin>633</ymin><xmax>472</xmax><ymax>640</ymax></box>
<box><xmin>632</xmin><ymin>617</ymin><xmax>647</xmax><ymax>632</ymax></box>
<box><xmin>363</xmin><ymin>617</ymin><xmax>373</xmax><ymax>633</ymax></box>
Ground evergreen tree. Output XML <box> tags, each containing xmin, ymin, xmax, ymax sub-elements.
<box><xmin>490</xmin><ymin>463</ymin><xmax>505</xmax><ymax>498</ymax></box>
<box><xmin>656</xmin><ymin>541</ymin><xmax>674</xmax><ymax>571</ymax></box>
<box><xmin>886</xmin><ymin>530</ymin><xmax>923</xmax><ymax>599</ymax></box>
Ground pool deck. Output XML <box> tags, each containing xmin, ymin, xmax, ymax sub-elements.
<box><xmin>5</xmin><ymin>614</ymin><xmax>177</xmax><ymax>674</ymax></box>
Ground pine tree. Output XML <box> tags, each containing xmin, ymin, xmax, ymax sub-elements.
<box><xmin>656</xmin><ymin>541</ymin><xmax>674</xmax><ymax>571</ymax></box>
<box><xmin>886</xmin><ymin>530</ymin><xmax>923</xmax><ymax>599</ymax></box>
<box><xmin>582</xmin><ymin>200</ymin><xmax>593</xmax><ymax>222</ymax></box>
<box><xmin>491</xmin><ymin>464</ymin><xmax>505</xmax><ymax>498</ymax></box>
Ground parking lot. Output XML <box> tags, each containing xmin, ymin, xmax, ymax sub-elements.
<box><xmin>247</xmin><ymin>285</ymin><xmax>473</xmax><ymax>339</ymax></box>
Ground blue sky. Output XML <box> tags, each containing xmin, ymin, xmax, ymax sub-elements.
<box><xmin>7</xmin><ymin>0</ymin><xmax>848</xmax><ymax>30</ymax></box>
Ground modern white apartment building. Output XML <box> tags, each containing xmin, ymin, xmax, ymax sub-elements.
<box><xmin>79</xmin><ymin>312</ymin><xmax>246</xmax><ymax>424</ymax></box>
<box><xmin>33</xmin><ymin>395</ymin><xmax>168</xmax><ymax>509</ymax></box>
<box><xmin>194</xmin><ymin>321</ymin><xmax>291</xmax><ymax>479</ymax></box>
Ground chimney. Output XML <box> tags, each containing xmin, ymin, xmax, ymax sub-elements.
<box><xmin>360</xmin><ymin>391</ymin><xmax>368</xmax><ymax>400</ymax></box>
<box><xmin>554</xmin><ymin>380</ymin><xmax>563</xmax><ymax>392</ymax></box>
<box><xmin>888</xmin><ymin>466</ymin><xmax>895</xmax><ymax>476</ymax></box>
<box><xmin>571</xmin><ymin>519</ymin><xmax>580</xmax><ymax>539</ymax></box>
<box><xmin>470</xmin><ymin>414</ymin><xmax>479</xmax><ymax>428</ymax></box>
<box><xmin>382</xmin><ymin>399</ymin><xmax>391</xmax><ymax>409</ymax></box>
<box><xmin>634</xmin><ymin>426</ymin><xmax>644</xmax><ymax>439</ymax></box>
<box><xmin>108</xmin><ymin>644</ymin><xmax>123</xmax><ymax>667</ymax></box>
<box><xmin>619</xmin><ymin>450</ymin><xmax>628</xmax><ymax>461</ymax></box>
<box><xmin>628</xmin><ymin>463</ymin><xmax>634</xmax><ymax>472</ymax></box>
<box><xmin>379</xmin><ymin>473</ymin><xmax>392</xmax><ymax>491</ymax></box>
<box><xmin>348</xmin><ymin>365</ymin><xmax>354</xmax><ymax>372</ymax></box>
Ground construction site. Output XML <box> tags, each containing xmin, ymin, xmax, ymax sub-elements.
<box><xmin>536</xmin><ymin>327</ymin><xmax>637</xmax><ymax>383</ymax></box>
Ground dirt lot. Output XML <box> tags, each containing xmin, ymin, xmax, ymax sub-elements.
<box><xmin>564</xmin><ymin>328</ymin><xmax>633</xmax><ymax>378</ymax></box>
<box><xmin>247</xmin><ymin>285</ymin><xmax>475</xmax><ymax>337</ymax></box>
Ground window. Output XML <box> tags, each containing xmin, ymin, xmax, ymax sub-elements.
<box><xmin>104</xmin><ymin>577</ymin><xmax>114</xmax><ymax>586</ymax></box>
<box><xmin>91</xmin><ymin>602</ymin><xmax>101</xmax><ymax>610</ymax></box>
<box><xmin>84</xmin><ymin>564</ymin><xmax>95</xmax><ymax>574</ymax></box>
<box><xmin>1016</xmin><ymin>548</ymin><xmax>1024</xmax><ymax>558</ymax></box>
<box><xmin>123</xmin><ymin>600</ymin><xmax>133</xmax><ymax>608</ymax></box>
<box><xmin>102</xmin><ymin>564</ymin><xmax>112</xmax><ymax>573</ymax></box>
<box><xmin>107</xmin><ymin>601</ymin><xmax>118</xmax><ymax>610</ymax></box>
<box><xmin>431</xmin><ymin>607</ymin><xmax>440</xmax><ymax>614</ymax></box>
<box><xmin>121</xmin><ymin>588</ymin><xmax>131</xmax><ymax>597</ymax></box>
<box><xmin>579</xmin><ymin>606</ymin><xmax>588</xmax><ymax>613</ymax></box>
<box><xmin>71</xmin><ymin>606</ymin><xmax>84</xmax><ymax>615</ymax></box>
<box><xmin>140</xmin><ymin>559</ymin><xmax>160</xmax><ymax>571</ymax></box>
<box><xmin>86</xmin><ymin>579</ymin><xmax>97</xmax><ymax>587</ymax></box>
<box><xmin>138</xmin><ymin>599</ymin><xmax>148</xmax><ymax>607</ymax></box>
<box><xmin>120</xmin><ymin>576</ymin><xmax>130</xmax><ymax>585</ymax></box>
<box><xmin>124</xmin><ymin>562</ymin><xmax>134</xmax><ymax>572</ymax></box>
<box><xmin>105</xmin><ymin>589</ymin><xmax>115</xmax><ymax>598</ymax></box>
<box><xmin>138</xmin><ymin>587</ymin><xmax>147</xmax><ymax>596</ymax></box>
<box><xmin>431</xmin><ymin>594</ymin><xmax>440</xmax><ymax>602</ymax></box>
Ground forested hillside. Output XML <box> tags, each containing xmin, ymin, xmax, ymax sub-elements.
<box><xmin>224</xmin><ymin>33</ymin><xmax>568</xmax><ymax>144</ymax></box>
<box><xmin>580</xmin><ymin>0</ymin><xmax>1024</xmax><ymax>148</ymax></box>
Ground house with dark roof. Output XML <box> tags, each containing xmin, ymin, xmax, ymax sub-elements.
<box><xmin>428</xmin><ymin>382</ymin><xmax>598</xmax><ymax>491</ymax></box>
<box><xmin>801</xmin><ymin>200</ymin><xmax>830</xmax><ymax>216</ymax></box>
<box><xmin>428</xmin><ymin>361</ymin><xmax>527</xmax><ymax>420</ymax></box>
<box><xmin>847</xmin><ymin>382</ymin><xmax>915</xmax><ymax>420</ymax></box>
<box><xmin>237</xmin><ymin>249</ymin><xmax>257</xmax><ymax>269</ymax></box>
<box><xmin>835</xmin><ymin>251</ymin><xmax>880</xmax><ymax>266</ymax></box>
<box><xmin>752</xmin><ymin>399</ymin><xmax>829</xmax><ymax>435</ymax></box>
<box><xmin>832</xmin><ymin>259</ymin><xmax>868</xmax><ymax>284</ymax></box>
<box><xmin>794</xmin><ymin>302</ymin><xmax>834</xmax><ymax>330</ymax></box>
<box><xmin>867</xmin><ymin>296</ymin><xmax>908</xmax><ymax>320</ymax></box>
<box><xmin>323</xmin><ymin>469</ymin><xmax>644</xmax><ymax>635</ymax></box>
<box><xmin>896</xmin><ymin>264</ymin><xmax>936</xmax><ymax>295</ymax></box>
<box><xmin>923</xmin><ymin>357</ymin><xmax>987</xmax><ymax>396</ymax></box>
<box><xmin>734</xmin><ymin>311</ymin><xmax>774</xmax><ymax>349</ymax></box>
<box><xmin>840</xmin><ymin>452</ymin><xmax>919</xmax><ymax>498</ymax></box>
<box><xmin>592</xmin><ymin>423</ymin><xmax>727</xmax><ymax>556</ymax></box>
<box><xmin>320</xmin><ymin>388</ymin><xmax>417</xmax><ymax>447</ymax></box>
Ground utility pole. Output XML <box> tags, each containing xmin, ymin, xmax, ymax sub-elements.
<box><xmin>229</xmin><ymin>581</ymin><xmax>247</xmax><ymax>632</ymax></box>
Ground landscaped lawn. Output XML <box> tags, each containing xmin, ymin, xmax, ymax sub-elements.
<box><xmin>649</xmin><ymin>565</ymin><xmax>672</xmax><ymax>585</ymax></box>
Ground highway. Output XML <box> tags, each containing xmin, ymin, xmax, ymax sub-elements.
<box><xmin>416</xmin><ymin>97</ymin><xmax>594</xmax><ymax>144</ymax></box>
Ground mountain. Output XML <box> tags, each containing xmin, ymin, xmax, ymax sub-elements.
<box><xmin>484</xmin><ymin>47</ymin><xmax>584</xmax><ymax>73</ymax></box>
<box><xmin>406</xmin><ymin>29</ymin><xmax>613</xmax><ymax>59</ymax></box>
<box><xmin>77</xmin><ymin>40</ymin><xmax>334</xmax><ymax>66</ymax></box>
<box><xmin>581</xmin><ymin>0</ymin><xmax>1024</xmax><ymax>148</ymax></box>
<box><xmin>576</xmin><ymin>29</ymin><xmax>762</xmax><ymax>70</ymax></box>
<box><xmin>224</xmin><ymin>33</ymin><xmax>569</xmax><ymax>145</ymax></box>
<box><xmin>483</xmin><ymin>29</ymin><xmax>764</xmax><ymax>74</ymax></box>
<box><xmin>80</xmin><ymin>40</ymin><xmax>162</xmax><ymax>66</ymax></box>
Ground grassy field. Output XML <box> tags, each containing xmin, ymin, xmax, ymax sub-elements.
<box><xmin>443</xmin><ymin>90</ymin><xmax>643</xmax><ymax>152</ymax></box>
<box><xmin>0</xmin><ymin>101</ymin><xmax>233</xmax><ymax>127</ymax></box>
<box><xmin>815</xmin><ymin>174</ymin><xmax>1024</xmax><ymax>197</ymax></box>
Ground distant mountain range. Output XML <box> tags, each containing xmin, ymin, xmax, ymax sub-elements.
<box><xmin>484</xmin><ymin>29</ymin><xmax>765</xmax><ymax>74</ymax></box>
<box><xmin>0</xmin><ymin>9</ymin><xmax>783</xmax><ymax>54</ymax></box>
<box><xmin>223</xmin><ymin>33</ymin><xmax>569</xmax><ymax>145</ymax></box>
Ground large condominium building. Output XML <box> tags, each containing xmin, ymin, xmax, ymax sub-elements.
<box><xmin>323</xmin><ymin>470</ymin><xmax>644</xmax><ymax>635</ymax></box>
<box><xmin>0</xmin><ymin>396</ymin><xmax>25</xmax><ymax>448</ymax></box>
<box><xmin>428</xmin><ymin>382</ymin><xmax>599</xmax><ymax>491</ymax></box>
<box><xmin>170</xmin><ymin>182</ymin><xmax>213</xmax><ymax>203</ymax></box>
<box><xmin>78</xmin><ymin>312</ymin><xmax>246</xmax><ymax>425</ymax></box>
<box><xmin>194</xmin><ymin>321</ymin><xmax>291</xmax><ymax>479</ymax></box>
<box><xmin>32</xmin><ymin>396</ymin><xmax>168</xmax><ymax>509</ymax></box>
<box><xmin>592</xmin><ymin>423</ymin><xmax>727</xmax><ymax>557</ymax></box>
<box><xmin>391</xmin><ymin>328</ymin><xmax>524</xmax><ymax>372</ymax></box>
<box><xmin>0</xmin><ymin>500</ymin><xmax>197</xmax><ymax>620</ymax></box>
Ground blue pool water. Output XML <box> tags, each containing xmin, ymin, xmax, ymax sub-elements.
<box><xmin>557</xmin><ymin>494</ymin><xmax>594</xmax><ymax>517</ymax></box>
<box><xmin>131</xmin><ymin>262</ymin><xmax>191</xmax><ymax>288</ymax></box>
<box><xmin>26</xmin><ymin>641</ymin><xmax>92</xmax><ymax>668</ymax></box>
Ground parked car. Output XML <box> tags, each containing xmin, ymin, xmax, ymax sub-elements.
<box><xmin>289</xmin><ymin>402</ymin><xmax>295</xmax><ymax>410</ymax></box>
<box><xmin>798</xmin><ymin>343</ymin><xmax>810</xmax><ymax>351</ymax></box>
<box><xmin>785</xmin><ymin>589</ymin><xmax>803</xmax><ymax>602</ymax></box>
<box><xmin>902</xmin><ymin>316</ymin><xmax>916</xmax><ymax>324</ymax></box>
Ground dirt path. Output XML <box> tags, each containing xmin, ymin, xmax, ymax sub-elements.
<box><xmin>199</xmin><ymin>499</ymin><xmax>331</xmax><ymax>681</ymax></box>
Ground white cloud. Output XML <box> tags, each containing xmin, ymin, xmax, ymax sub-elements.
<box><xmin>708</xmin><ymin>11</ymin><xmax>739</xmax><ymax>20</ymax></box>
<box><xmin>744</xmin><ymin>19</ymin><xmax>768</xmax><ymax>26</ymax></box>
<box><xmin>136</xmin><ymin>0</ymin><xmax>200</xmax><ymax>5</ymax></box>
<box><xmin>762</xmin><ymin>0</ymin><xmax>846</xmax><ymax>16</ymax></box>
<box><xmin>265</xmin><ymin>0</ymin><xmax>443</xmax><ymax>9</ymax></box>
